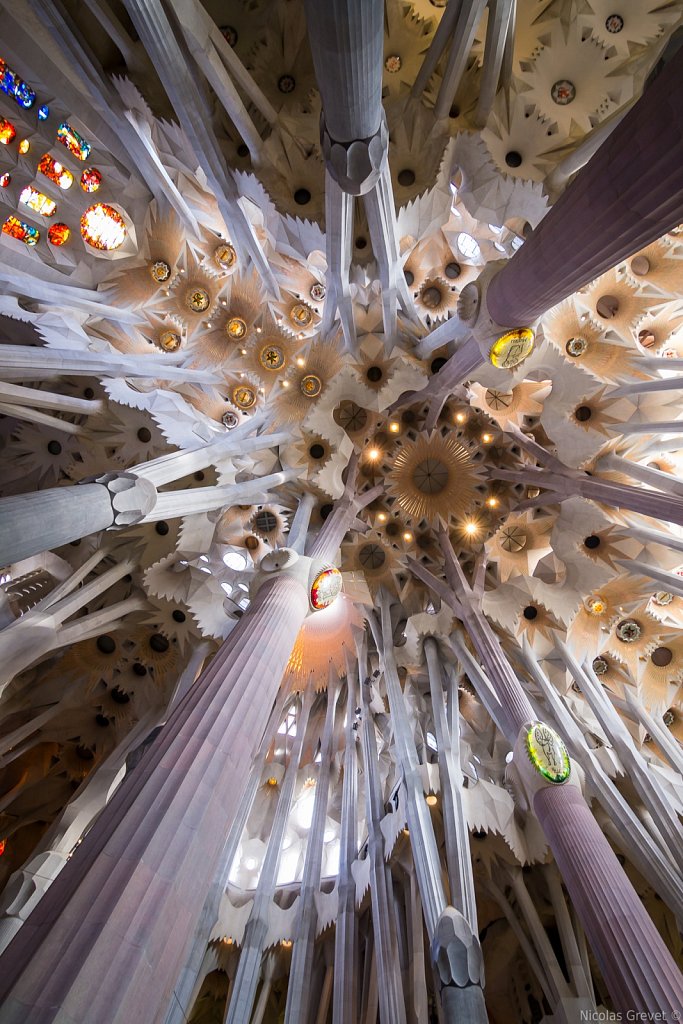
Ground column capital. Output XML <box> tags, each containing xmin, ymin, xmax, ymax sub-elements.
<box><xmin>83</xmin><ymin>472</ymin><xmax>157</xmax><ymax>527</ymax></box>
<box><xmin>320</xmin><ymin>110</ymin><xmax>387</xmax><ymax>196</ymax></box>
<box><xmin>431</xmin><ymin>906</ymin><xmax>485</xmax><ymax>991</ymax></box>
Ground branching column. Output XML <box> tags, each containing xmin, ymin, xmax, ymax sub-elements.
<box><xmin>0</xmin><ymin>481</ymin><xmax>367</xmax><ymax>1024</ymax></box>
<box><xmin>408</xmin><ymin>535</ymin><xmax>683</xmax><ymax>1014</ymax></box>
<box><xmin>376</xmin><ymin>599</ymin><xmax>487</xmax><ymax>1022</ymax></box>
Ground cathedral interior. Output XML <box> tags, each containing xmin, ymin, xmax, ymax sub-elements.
<box><xmin>0</xmin><ymin>1</ymin><xmax>681</xmax><ymax>1022</ymax></box>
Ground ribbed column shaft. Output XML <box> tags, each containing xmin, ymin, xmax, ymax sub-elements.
<box><xmin>0</xmin><ymin>484</ymin><xmax>115</xmax><ymax>564</ymax></box>
<box><xmin>534</xmin><ymin>785</ymin><xmax>683</xmax><ymax>1014</ymax></box>
<box><xmin>303</xmin><ymin>0</ymin><xmax>383</xmax><ymax>141</ymax></box>
<box><xmin>487</xmin><ymin>55</ymin><xmax>683</xmax><ymax>326</ymax></box>
<box><xmin>0</xmin><ymin>575</ymin><xmax>310</xmax><ymax>1024</ymax></box>
<box><xmin>332</xmin><ymin>672</ymin><xmax>360</xmax><ymax>1024</ymax></box>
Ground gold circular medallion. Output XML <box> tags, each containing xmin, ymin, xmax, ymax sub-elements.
<box><xmin>150</xmin><ymin>260</ymin><xmax>171</xmax><ymax>283</ymax></box>
<box><xmin>259</xmin><ymin>344</ymin><xmax>285</xmax><ymax>371</ymax></box>
<box><xmin>226</xmin><ymin>316</ymin><xmax>247</xmax><ymax>340</ymax></box>
<box><xmin>290</xmin><ymin>302</ymin><xmax>313</xmax><ymax>327</ymax></box>
<box><xmin>158</xmin><ymin>330</ymin><xmax>181</xmax><ymax>352</ymax></box>
<box><xmin>186</xmin><ymin>288</ymin><xmax>210</xmax><ymax>313</ymax></box>
<box><xmin>300</xmin><ymin>374</ymin><xmax>322</xmax><ymax>398</ymax></box>
<box><xmin>214</xmin><ymin>243</ymin><xmax>236</xmax><ymax>268</ymax></box>
<box><xmin>489</xmin><ymin>328</ymin><xmax>534</xmax><ymax>369</ymax></box>
<box><xmin>232</xmin><ymin>384</ymin><xmax>256</xmax><ymax>409</ymax></box>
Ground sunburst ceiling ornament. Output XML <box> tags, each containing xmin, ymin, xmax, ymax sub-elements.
<box><xmin>386</xmin><ymin>433</ymin><xmax>481</xmax><ymax>524</ymax></box>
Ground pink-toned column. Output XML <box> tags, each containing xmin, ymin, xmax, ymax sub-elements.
<box><xmin>535</xmin><ymin>784</ymin><xmax>683</xmax><ymax>1015</ymax></box>
<box><xmin>0</xmin><ymin>574</ymin><xmax>310</xmax><ymax>1024</ymax></box>
<box><xmin>487</xmin><ymin>54</ymin><xmax>683</xmax><ymax>327</ymax></box>
<box><xmin>409</xmin><ymin>539</ymin><xmax>683</xmax><ymax>1014</ymax></box>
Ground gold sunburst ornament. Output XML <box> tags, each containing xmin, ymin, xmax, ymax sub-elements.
<box><xmin>386</xmin><ymin>433</ymin><xmax>480</xmax><ymax>525</ymax></box>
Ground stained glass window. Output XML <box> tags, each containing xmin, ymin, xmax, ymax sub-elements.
<box><xmin>47</xmin><ymin>223</ymin><xmax>70</xmax><ymax>246</ymax></box>
<box><xmin>0</xmin><ymin>58</ymin><xmax>35</xmax><ymax>109</ymax></box>
<box><xmin>56</xmin><ymin>122</ymin><xmax>90</xmax><ymax>161</ymax></box>
<box><xmin>19</xmin><ymin>184</ymin><xmax>56</xmax><ymax>217</ymax></box>
<box><xmin>2</xmin><ymin>216</ymin><xmax>39</xmax><ymax>245</ymax></box>
<box><xmin>0</xmin><ymin>119</ymin><xmax>16</xmax><ymax>145</ymax></box>
<box><xmin>18</xmin><ymin>139</ymin><xmax>29</xmax><ymax>155</ymax></box>
<box><xmin>38</xmin><ymin>154</ymin><xmax>73</xmax><ymax>190</ymax></box>
<box><xmin>80</xmin><ymin>168</ymin><xmax>101</xmax><ymax>193</ymax></box>
<box><xmin>80</xmin><ymin>203</ymin><xmax>126</xmax><ymax>250</ymax></box>
<box><xmin>37</xmin><ymin>104</ymin><xmax>49</xmax><ymax>121</ymax></box>
<box><xmin>0</xmin><ymin>172</ymin><xmax>10</xmax><ymax>187</ymax></box>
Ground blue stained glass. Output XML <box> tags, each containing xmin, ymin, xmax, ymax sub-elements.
<box><xmin>37</xmin><ymin>104</ymin><xmax>49</xmax><ymax>121</ymax></box>
<box><xmin>0</xmin><ymin>61</ymin><xmax>36</xmax><ymax>110</ymax></box>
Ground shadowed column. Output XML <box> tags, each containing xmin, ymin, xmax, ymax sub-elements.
<box><xmin>487</xmin><ymin>55</ymin><xmax>683</xmax><ymax>326</ymax></box>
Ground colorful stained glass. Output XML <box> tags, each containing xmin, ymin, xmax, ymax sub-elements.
<box><xmin>56</xmin><ymin>121</ymin><xmax>91</xmax><ymax>160</ymax></box>
<box><xmin>48</xmin><ymin>223</ymin><xmax>70</xmax><ymax>246</ymax></box>
<box><xmin>80</xmin><ymin>167</ymin><xmax>102</xmax><ymax>193</ymax></box>
<box><xmin>310</xmin><ymin>566</ymin><xmax>342</xmax><ymax>610</ymax></box>
<box><xmin>37</xmin><ymin>104</ymin><xmax>49</xmax><ymax>121</ymax></box>
<box><xmin>18</xmin><ymin>139</ymin><xmax>29</xmax><ymax>155</ymax></box>
<box><xmin>0</xmin><ymin>172</ymin><xmax>10</xmax><ymax>187</ymax></box>
<box><xmin>80</xmin><ymin>203</ymin><xmax>126</xmax><ymax>250</ymax></box>
<box><xmin>0</xmin><ymin>119</ymin><xmax>16</xmax><ymax>145</ymax></box>
<box><xmin>38</xmin><ymin>154</ymin><xmax>73</xmax><ymax>190</ymax></box>
<box><xmin>19</xmin><ymin>184</ymin><xmax>56</xmax><ymax>217</ymax></box>
<box><xmin>0</xmin><ymin>838</ymin><xmax>5</xmax><ymax>856</ymax></box>
<box><xmin>2</xmin><ymin>216</ymin><xmax>39</xmax><ymax>245</ymax></box>
<box><xmin>0</xmin><ymin>58</ymin><xmax>36</xmax><ymax>109</ymax></box>
<box><xmin>525</xmin><ymin>723</ymin><xmax>571</xmax><ymax>784</ymax></box>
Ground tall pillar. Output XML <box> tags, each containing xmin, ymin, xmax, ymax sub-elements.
<box><xmin>486</xmin><ymin>55</ymin><xmax>683</xmax><ymax>326</ymax></box>
<box><xmin>535</xmin><ymin>784</ymin><xmax>683</xmax><ymax>1014</ymax></box>
<box><xmin>0</xmin><ymin>472</ymin><xmax>371</xmax><ymax>1024</ymax></box>
<box><xmin>359</xmin><ymin>656</ymin><xmax>408</xmax><ymax>1024</ymax></box>
<box><xmin>332</xmin><ymin>667</ymin><xmax>360</xmax><ymax>1024</ymax></box>
<box><xmin>284</xmin><ymin>681</ymin><xmax>339</xmax><ymax>1024</ymax></box>
<box><xmin>0</xmin><ymin>581</ymin><xmax>307</xmax><ymax>1022</ymax></box>
<box><xmin>376</xmin><ymin>598</ymin><xmax>487</xmax><ymax>1022</ymax></box>
<box><xmin>409</xmin><ymin>537</ymin><xmax>683</xmax><ymax>1014</ymax></box>
<box><xmin>0</xmin><ymin>478</ymin><xmax>151</xmax><ymax>565</ymax></box>
<box><xmin>224</xmin><ymin>685</ymin><xmax>315</xmax><ymax>1024</ymax></box>
<box><xmin>303</xmin><ymin>0</ymin><xmax>385</xmax><ymax>196</ymax></box>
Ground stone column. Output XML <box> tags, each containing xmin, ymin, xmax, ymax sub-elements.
<box><xmin>332</xmin><ymin>667</ymin><xmax>360</xmax><ymax>1024</ymax></box>
<box><xmin>375</xmin><ymin>598</ymin><xmax>488</xmax><ymax>1022</ymax></box>
<box><xmin>486</xmin><ymin>55</ymin><xmax>683</xmax><ymax>326</ymax></box>
<box><xmin>409</xmin><ymin>539</ymin><xmax>683</xmax><ymax>1013</ymax></box>
<box><xmin>0</xmin><ymin>574</ymin><xmax>309</xmax><ymax>1024</ymax></box>
<box><xmin>535</xmin><ymin>784</ymin><xmax>683</xmax><ymax>1015</ymax></box>
<box><xmin>359</xmin><ymin>658</ymin><xmax>408</xmax><ymax>1024</ymax></box>
<box><xmin>0</xmin><ymin>477</ymin><xmax>365</xmax><ymax>1024</ymax></box>
<box><xmin>224</xmin><ymin>684</ymin><xmax>315</xmax><ymax>1024</ymax></box>
<box><xmin>303</xmin><ymin>0</ymin><xmax>385</xmax><ymax>196</ymax></box>
<box><xmin>0</xmin><ymin>475</ymin><xmax>154</xmax><ymax>565</ymax></box>
<box><xmin>284</xmin><ymin>681</ymin><xmax>339</xmax><ymax>1024</ymax></box>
